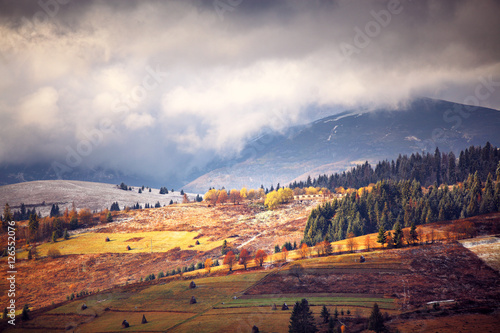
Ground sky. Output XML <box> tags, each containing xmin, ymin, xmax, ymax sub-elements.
<box><xmin>1</xmin><ymin>0</ymin><xmax>499</xmax><ymax>185</ymax></box>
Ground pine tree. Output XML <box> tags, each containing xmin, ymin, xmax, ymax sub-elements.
<box><xmin>28</xmin><ymin>213</ymin><xmax>39</xmax><ymax>241</ymax></box>
<box><xmin>51</xmin><ymin>231</ymin><xmax>58</xmax><ymax>243</ymax></box>
<box><xmin>367</xmin><ymin>303</ymin><xmax>384</xmax><ymax>333</ymax></box>
<box><xmin>393</xmin><ymin>221</ymin><xmax>403</xmax><ymax>248</ymax></box>
<box><xmin>63</xmin><ymin>229</ymin><xmax>69</xmax><ymax>240</ymax></box>
<box><xmin>21</xmin><ymin>304</ymin><xmax>30</xmax><ymax>321</ymax></box>
<box><xmin>221</xmin><ymin>239</ymin><xmax>228</xmax><ymax>255</ymax></box>
<box><xmin>320</xmin><ymin>305</ymin><xmax>330</xmax><ymax>323</ymax></box>
<box><xmin>377</xmin><ymin>226</ymin><xmax>387</xmax><ymax>248</ymax></box>
<box><xmin>2</xmin><ymin>203</ymin><xmax>12</xmax><ymax>231</ymax></box>
<box><xmin>327</xmin><ymin>317</ymin><xmax>335</xmax><ymax>333</ymax></box>
<box><xmin>409</xmin><ymin>222</ymin><xmax>418</xmax><ymax>245</ymax></box>
<box><xmin>288</xmin><ymin>299</ymin><xmax>318</xmax><ymax>333</ymax></box>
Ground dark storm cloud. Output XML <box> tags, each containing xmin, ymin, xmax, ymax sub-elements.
<box><xmin>0</xmin><ymin>0</ymin><xmax>499</xmax><ymax>182</ymax></box>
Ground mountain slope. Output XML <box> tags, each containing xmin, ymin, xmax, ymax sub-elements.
<box><xmin>184</xmin><ymin>98</ymin><xmax>500</xmax><ymax>192</ymax></box>
<box><xmin>0</xmin><ymin>180</ymin><xmax>197</xmax><ymax>216</ymax></box>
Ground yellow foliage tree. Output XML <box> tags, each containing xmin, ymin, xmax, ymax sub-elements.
<box><xmin>265</xmin><ymin>191</ymin><xmax>280</xmax><ymax>210</ymax></box>
<box><xmin>305</xmin><ymin>187</ymin><xmax>318</xmax><ymax>195</ymax></box>
<box><xmin>240</xmin><ymin>187</ymin><xmax>247</xmax><ymax>200</ymax></box>
<box><xmin>247</xmin><ymin>189</ymin><xmax>256</xmax><ymax>200</ymax></box>
<box><xmin>204</xmin><ymin>189</ymin><xmax>219</xmax><ymax>206</ymax></box>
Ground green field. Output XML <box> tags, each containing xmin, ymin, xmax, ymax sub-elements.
<box><xmin>218</xmin><ymin>296</ymin><xmax>396</xmax><ymax>310</ymax></box>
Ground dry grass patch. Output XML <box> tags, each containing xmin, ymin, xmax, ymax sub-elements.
<box><xmin>19</xmin><ymin>231</ymin><xmax>218</xmax><ymax>257</ymax></box>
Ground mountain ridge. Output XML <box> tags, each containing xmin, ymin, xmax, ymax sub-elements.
<box><xmin>183</xmin><ymin>98</ymin><xmax>500</xmax><ymax>192</ymax></box>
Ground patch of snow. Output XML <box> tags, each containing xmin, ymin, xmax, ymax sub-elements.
<box><xmin>405</xmin><ymin>136</ymin><xmax>421</xmax><ymax>142</ymax></box>
<box><xmin>324</xmin><ymin>113</ymin><xmax>355</xmax><ymax>123</ymax></box>
<box><xmin>238</xmin><ymin>233</ymin><xmax>261</xmax><ymax>248</ymax></box>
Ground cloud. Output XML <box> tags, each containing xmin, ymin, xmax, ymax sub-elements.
<box><xmin>0</xmin><ymin>0</ymin><xmax>499</xmax><ymax>184</ymax></box>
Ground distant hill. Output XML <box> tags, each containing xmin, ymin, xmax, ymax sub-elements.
<box><xmin>0</xmin><ymin>180</ymin><xmax>197</xmax><ymax>217</ymax></box>
<box><xmin>183</xmin><ymin>98</ymin><xmax>500</xmax><ymax>192</ymax></box>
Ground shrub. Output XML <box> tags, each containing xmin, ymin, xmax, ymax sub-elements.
<box><xmin>47</xmin><ymin>248</ymin><xmax>61</xmax><ymax>258</ymax></box>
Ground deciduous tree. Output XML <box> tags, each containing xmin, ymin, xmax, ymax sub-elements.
<box><xmin>217</xmin><ymin>190</ymin><xmax>228</xmax><ymax>204</ymax></box>
<box><xmin>224</xmin><ymin>251</ymin><xmax>236</xmax><ymax>271</ymax></box>
<box><xmin>265</xmin><ymin>191</ymin><xmax>280</xmax><ymax>210</ymax></box>
<box><xmin>239</xmin><ymin>249</ymin><xmax>251</xmax><ymax>270</ymax></box>
<box><xmin>289</xmin><ymin>263</ymin><xmax>304</xmax><ymax>283</ymax></box>
<box><xmin>204</xmin><ymin>258</ymin><xmax>213</xmax><ymax>273</ymax></box>
<box><xmin>282</xmin><ymin>247</ymin><xmax>288</xmax><ymax>262</ymax></box>
<box><xmin>346</xmin><ymin>232</ymin><xmax>357</xmax><ymax>253</ymax></box>
<box><xmin>300</xmin><ymin>243</ymin><xmax>308</xmax><ymax>258</ymax></box>
<box><xmin>229</xmin><ymin>189</ymin><xmax>242</xmax><ymax>205</ymax></box>
<box><xmin>364</xmin><ymin>235</ymin><xmax>372</xmax><ymax>251</ymax></box>
<box><xmin>79</xmin><ymin>208</ymin><xmax>93</xmax><ymax>226</ymax></box>
<box><xmin>204</xmin><ymin>189</ymin><xmax>219</xmax><ymax>206</ymax></box>
<box><xmin>254</xmin><ymin>249</ymin><xmax>267</xmax><ymax>267</ymax></box>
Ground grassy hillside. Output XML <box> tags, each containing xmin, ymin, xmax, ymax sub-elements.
<box><xmin>5</xmin><ymin>237</ymin><xmax>499</xmax><ymax>333</ymax></box>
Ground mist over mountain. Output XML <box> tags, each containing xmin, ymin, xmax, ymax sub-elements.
<box><xmin>1</xmin><ymin>98</ymin><xmax>499</xmax><ymax>191</ymax></box>
<box><xmin>183</xmin><ymin>98</ymin><xmax>500</xmax><ymax>192</ymax></box>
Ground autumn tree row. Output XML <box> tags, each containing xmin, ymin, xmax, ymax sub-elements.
<box><xmin>203</xmin><ymin>187</ymin><xmax>266</xmax><ymax>206</ymax></box>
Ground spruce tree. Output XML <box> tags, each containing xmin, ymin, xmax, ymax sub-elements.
<box><xmin>28</xmin><ymin>213</ymin><xmax>39</xmax><ymax>241</ymax></box>
<box><xmin>377</xmin><ymin>226</ymin><xmax>387</xmax><ymax>248</ymax></box>
<box><xmin>367</xmin><ymin>303</ymin><xmax>384</xmax><ymax>333</ymax></box>
<box><xmin>393</xmin><ymin>221</ymin><xmax>403</xmax><ymax>248</ymax></box>
<box><xmin>288</xmin><ymin>299</ymin><xmax>318</xmax><ymax>333</ymax></box>
<box><xmin>320</xmin><ymin>305</ymin><xmax>330</xmax><ymax>323</ymax></box>
<box><xmin>409</xmin><ymin>222</ymin><xmax>418</xmax><ymax>245</ymax></box>
<box><xmin>21</xmin><ymin>304</ymin><xmax>30</xmax><ymax>321</ymax></box>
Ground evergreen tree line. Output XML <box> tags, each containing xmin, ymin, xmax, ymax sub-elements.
<box><xmin>0</xmin><ymin>203</ymin><xmax>41</xmax><ymax>222</ymax></box>
<box><xmin>303</xmin><ymin>172</ymin><xmax>500</xmax><ymax>246</ymax></box>
<box><xmin>290</xmin><ymin>143</ymin><xmax>500</xmax><ymax>191</ymax></box>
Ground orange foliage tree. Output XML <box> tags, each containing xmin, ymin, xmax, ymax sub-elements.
<box><xmin>239</xmin><ymin>249</ymin><xmax>251</xmax><ymax>270</ymax></box>
<box><xmin>204</xmin><ymin>258</ymin><xmax>213</xmax><ymax>273</ymax></box>
<box><xmin>346</xmin><ymin>232</ymin><xmax>358</xmax><ymax>253</ymax></box>
<box><xmin>281</xmin><ymin>247</ymin><xmax>288</xmax><ymax>262</ymax></box>
<box><xmin>217</xmin><ymin>190</ymin><xmax>228</xmax><ymax>204</ymax></box>
<box><xmin>78</xmin><ymin>208</ymin><xmax>93</xmax><ymax>226</ymax></box>
<box><xmin>224</xmin><ymin>251</ymin><xmax>236</xmax><ymax>271</ymax></box>
<box><xmin>254</xmin><ymin>249</ymin><xmax>267</xmax><ymax>267</ymax></box>
<box><xmin>300</xmin><ymin>243</ymin><xmax>308</xmax><ymax>258</ymax></box>
<box><xmin>364</xmin><ymin>235</ymin><xmax>372</xmax><ymax>251</ymax></box>
<box><xmin>229</xmin><ymin>189</ymin><xmax>242</xmax><ymax>205</ymax></box>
